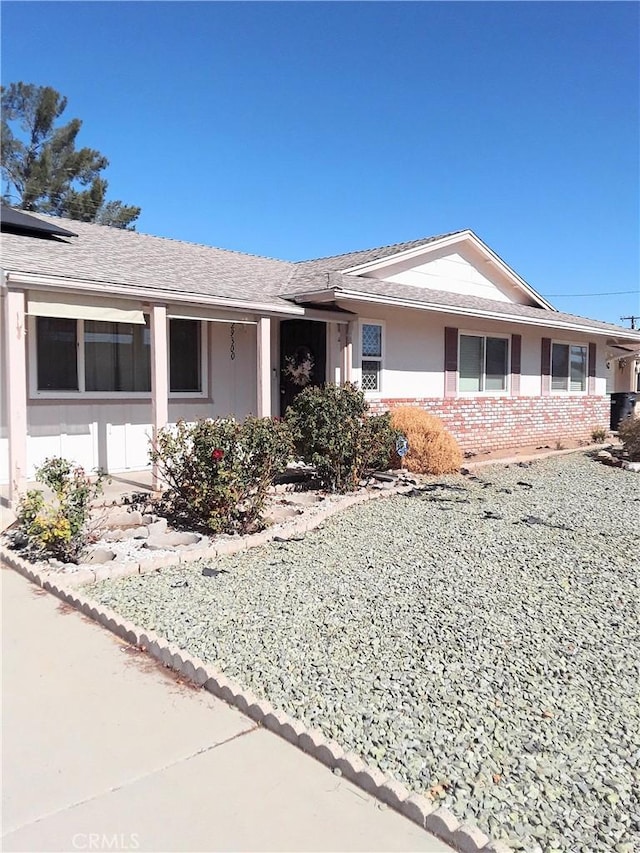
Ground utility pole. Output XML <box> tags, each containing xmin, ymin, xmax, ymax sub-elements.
<box><xmin>620</xmin><ymin>316</ymin><xmax>639</xmax><ymax>330</ymax></box>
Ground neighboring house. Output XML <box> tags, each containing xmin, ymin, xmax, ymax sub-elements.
<box><xmin>2</xmin><ymin>205</ymin><xmax>640</xmax><ymax>504</ymax></box>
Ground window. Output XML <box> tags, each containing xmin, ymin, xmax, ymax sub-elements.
<box><xmin>361</xmin><ymin>323</ymin><xmax>382</xmax><ymax>391</ymax></box>
<box><xmin>36</xmin><ymin>317</ymin><xmax>78</xmax><ymax>391</ymax></box>
<box><xmin>85</xmin><ymin>320</ymin><xmax>151</xmax><ymax>392</ymax></box>
<box><xmin>459</xmin><ymin>334</ymin><xmax>508</xmax><ymax>392</ymax></box>
<box><xmin>170</xmin><ymin>319</ymin><xmax>201</xmax><ymax>392</ymax></box>
<box><xmin>552</xmin><ymin>343</ymin><xmax>587</xmax><ymax>392</ymax></box>
<box><xmin>33</xmin><ymin>315</ymin><xmax>206</xmax><ymax>396</ymax></box>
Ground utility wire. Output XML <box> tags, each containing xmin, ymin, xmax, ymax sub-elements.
<box><xmin>543</xmin><ymin>290</ymin><xmax>638</xmax><ymax>297</ymax></box>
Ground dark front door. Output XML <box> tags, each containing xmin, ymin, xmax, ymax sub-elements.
<box><xmin>280</xmin><ymin>319</ymin><xmax>326</xmax><ymax>414</ymax></box>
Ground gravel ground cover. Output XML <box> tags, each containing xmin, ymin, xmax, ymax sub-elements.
<box><xmin>88</xmin><ymin>453</ymin><xmax>639</xmax><ymax>853</ymax></box>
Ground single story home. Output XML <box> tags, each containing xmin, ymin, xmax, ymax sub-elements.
<box><xmin>2</xmin><ymin>205</ymin><xmax>640</xmax><ymax>504</ymax></box>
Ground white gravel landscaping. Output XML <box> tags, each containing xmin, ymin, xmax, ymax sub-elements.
<box><xmin>88</xmin><ymin>453</ymin><xmax>639</xmax><ymax>853</ymax></box>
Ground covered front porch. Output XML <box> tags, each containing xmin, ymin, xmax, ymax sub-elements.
<box><xmin>2</xmin><ymin>283</ymin><xmax>357</xmax><ymax>507</ymax></box>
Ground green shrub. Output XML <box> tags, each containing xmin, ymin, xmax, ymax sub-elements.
<box><xmin>16</xmin><ymin>457</ymin><xmax>105</xmax><ymax>562</ymax></box>
<box><xmin>618</xmin><ymin>414</ymin><xmax>640</xmax><ymax>461</ymax></box>
<box><xmin>285</xmin><ymin>383</ymin><xmax>398</xmax><ymax>492</ymax></box>
<box><xmin>150</xmin><ymin>417</ymin><xmax>294</xmax><ymax>534</ymax></box>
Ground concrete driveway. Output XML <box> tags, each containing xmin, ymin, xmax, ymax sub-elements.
<box><xmin>1</xmin><ymin>567</ymin><xmax>450</xmax><ymax>852</ymax></box>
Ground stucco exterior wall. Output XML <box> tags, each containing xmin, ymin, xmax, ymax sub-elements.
<box><xmin>346</xmin><ymin>301</ymin><xmax>611</xmax><ymax>452</ymax></box>
<box><xmin>344</xmin><ymin>301</ymin><xmax>608</xmax><ymax>401</ymax></box>
<box><xmin>1</xmin><ymin>292</ymin><xmax>620</xmax><ymax>482</ymax></box>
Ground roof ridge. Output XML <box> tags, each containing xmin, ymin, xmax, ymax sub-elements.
<box><xmin>295</xmin><ymin>230</ymin><xmax>467</xmax><ymax>265</ymax></box>
<box><xmin>26</xmin><ymin>211</ymin><xmax>293</xmax><ymax>266</ymax></box>
<box><xmin>134</xmin><ymin>229</ymin><xmax>293</xmax><ymax>265</ymax></box>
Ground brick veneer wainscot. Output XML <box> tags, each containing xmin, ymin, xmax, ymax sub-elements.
<box><xmin>369</xmin><ymin>396</ymin><xmax>610</xmax><ymax>453</ymax></box>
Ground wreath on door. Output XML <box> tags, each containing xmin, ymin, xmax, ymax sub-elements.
<box><xmin>283</xmin><ymin>346</ymin><xmax>315</xmax><ymax>387</ymax></box>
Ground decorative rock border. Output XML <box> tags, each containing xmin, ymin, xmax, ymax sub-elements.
<box><xmin>0</xmin><ymin>556</ymin><xmax>513</xmax><ymax>853</ymax></box>
<box><xmin>0</xmin><ymin>480</ymin><xmax>419</xmax><ymax>588</ymax></box>
<box><xmin>1</xmin><ymin>477</ymin><xmax>515</xmax><ymax>852</ymax></box>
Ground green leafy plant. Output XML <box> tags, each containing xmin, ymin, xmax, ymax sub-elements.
<box><xmin>618</xmin><ymin>414</ymin><xmax>640</xmax><ymax>461</ymax></box>
<box><xmin>285</xmin><ymin>383</ymin><xmax>398</xmax><ymax>492</ymax></box>
<box><xmin>150</xmin><ymin>417</ymin><xmax>294</xmax><ymax>534</ymax></box>
<box><xmin>16</xmin><ymin>457</ymin><xmax>106</xmax><ymax>562</ymax></box>
<box><xmin>590</xmin><ymin>426</ymin><xmax>608</xmax><ymax>444</ymax></box>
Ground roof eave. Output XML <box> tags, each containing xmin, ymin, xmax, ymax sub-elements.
<box><xmin>329</xmin><ymin>288</ymin><xmax>640</xmax><ymax>341</ymax></box>
<box><xmin>3</xmin><ymin>270</ymin><xmax>305</xmax><ymax>317</ymax></box>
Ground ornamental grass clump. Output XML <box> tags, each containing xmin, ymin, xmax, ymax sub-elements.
<box><xmin>285</xmin><ymin>383</ymin><xmax>398</xmax><ymax>492</ymax></box>
<box><xmin>150</xmin><ymin>417</ymin><xmax>294</xmax><ymax>534</ymax></box>
<box><xmin>16</xmin><ymin>457</ymin><xmax>106</xmax><ymax>562</ymax></box>
<box><xmin>618</xmin><ymin>414</ymin><xmax>640</xmax><ymax>462</ymax></box>
<box><xmin>390</xmin><ymin>406</ymin><xmax>462</xmax><ymax>474</ymax></box>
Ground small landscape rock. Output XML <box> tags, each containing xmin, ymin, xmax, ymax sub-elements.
<box><xmin>84</xmin><ymin>548</ymin><xmax>116</xmax><ymax>565</ymax></box>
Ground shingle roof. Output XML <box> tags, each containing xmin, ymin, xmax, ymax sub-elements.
<box><xmin>284</xmin><ymin>231</ymin><xmax>463</xmax><ymax>295</ymax></box>
<box><xmin>1</xmin><ymin>213</ymin><xmax>294</xmax><ymax>307</ymax></box>
<box><xmin>2</xmin><ymin>212</ymin><xmax>636</xmax><ymax>339</ymax></box>
<box><xmin>307</xmin><ymin>275</ymin><xmax>640</xmax><ymax>338</ymax></box>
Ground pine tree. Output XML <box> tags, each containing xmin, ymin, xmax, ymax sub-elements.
<box><xmin>1</xmin><ymin>82</ymin><xmax>141</xmax><ymax>229</ymax></box>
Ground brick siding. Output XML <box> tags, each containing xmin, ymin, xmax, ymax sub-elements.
<box><xmin>368</xmin><ymin>396</ymin><xmax>610</xmax><ymax>453</ymax></box>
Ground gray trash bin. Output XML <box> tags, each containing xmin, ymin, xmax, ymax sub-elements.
<box><xmin>610</xmin><ymin>392</ymin><xmax>638</xmax><ymax>430</ymax></box>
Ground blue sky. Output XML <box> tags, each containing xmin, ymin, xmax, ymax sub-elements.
<box><xmin>2</xmin><ymin>1</ymin><xmax>638</xmax><ymax>325</ymax></box>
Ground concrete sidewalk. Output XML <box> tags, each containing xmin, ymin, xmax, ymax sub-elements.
<box><xmin>1</xmin><ymin>567</ymin><xmax>450</xmax><ymax>852</ymax></box>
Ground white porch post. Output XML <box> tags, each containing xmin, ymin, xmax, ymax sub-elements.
<box><xmin>257</xmin><ymin>317</ymin><xmax>272</xmax><ymax>417</ymax></box>
<box><xmin>4</xmin><ymin>289</ymin><xmax>28</xmax><ymax>506</ymax></box>
<box><xmin>340</xmin><ymin>321</ymin><xmax>354</xmax><ymax>384</ymax></box>
<box><xmin>150</xmin><ymin>304</ymin><xmax>169</xmax><ymax>490</ymax></box>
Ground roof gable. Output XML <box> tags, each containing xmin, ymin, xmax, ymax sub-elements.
<box><xmin>340</xmin><ymin>230</ymin><xmax>554</xmax><ymax>310</ymax></box>
<box><xmin>284</xmin><ymin>231</ymin><xmax>462</xmax><ymax>295</ymax></box>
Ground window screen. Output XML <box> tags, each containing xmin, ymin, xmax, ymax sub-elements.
<box><xmin>569</xmin><ymin>346</ymin><xmax>587</xmax><ymax>392</ymax></box>
<box><xmin>84</xmin><ymin>320</ymin><xmax>151</xmax><ymax>392</ymax></box>
<box><xmin>170</xmin><ymin>319</ymin><xmax>201</xmax><ymax>392</ymax></box>
<box><xmin>551</xmin><ymin>344</ymin><xmax>569</xmax><ymax>391</ymax></box>
<box><xmin>37</xmin><ymin>317</ymin><xmax>78</xmax><ymax>390</ymax></box>
<box><xmin>459</xmin><ymin>335</ymin><xmax>483</xmax><ymax>392</ymax></box>
<box><xmin>485</xmin><ymin>337</ymin><xmax>508</xmax><ymax>391</ymax></box>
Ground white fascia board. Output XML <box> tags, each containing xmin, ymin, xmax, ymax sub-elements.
<box><xmin>340</xmin><ymin>231</ymin><xmax>475</xmax><ymax>274</ymax></box>
<box><xmin>335</xmin><ymin>289</ymin><xmax>640</xmax><ymax>341</ymax></box>
<box><xmin>341</xmin><ymin>230</ymin><xmax>555</xmax><ymax>312</ymax></box>
<box><xmin>3</xmin><ymin>270</ymin><xmax>304</xmax><ymax>317</ymax></box>
<box><xmin>300</xmin><ymin>306</ymin><xmax>358</xmax><ymax>322</ymax></box>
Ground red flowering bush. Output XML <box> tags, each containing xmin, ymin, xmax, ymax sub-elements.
<box><xmin>150</xmin><ymin>417</ymin><xmax>293</xmax><ymax>534</ymax></box>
